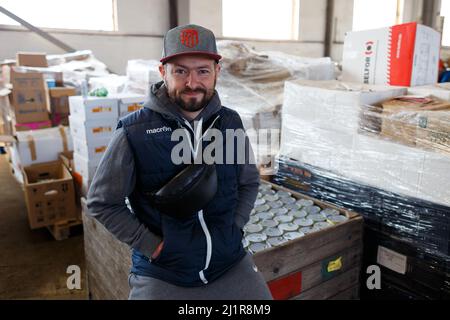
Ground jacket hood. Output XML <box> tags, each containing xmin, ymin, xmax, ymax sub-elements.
<box><xmin>143</xmin><ymin>81</ymin><xmax>222</xmax><ymax>124</ymax></box>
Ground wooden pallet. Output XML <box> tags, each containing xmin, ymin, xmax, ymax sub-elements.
<box><xmin>46</xmin><ymin>218</ymin><xmax>83</xmax><ymax>241</ymax></box>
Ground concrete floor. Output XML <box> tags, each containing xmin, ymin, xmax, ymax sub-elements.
<box><xmin>0</xmin><ymin>153</ymin><xmax>88</xmax><ymax>299</ymax></box>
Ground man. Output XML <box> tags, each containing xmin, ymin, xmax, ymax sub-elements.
<box><xmin>87</xmin><ymin>24</ymin><xmax>272</xmax><ymax>300</ymax></box>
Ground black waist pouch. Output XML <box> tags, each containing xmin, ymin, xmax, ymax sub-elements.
<box><xmin>148</xmin><ymin>163</ymin><xmax>218</xmax><ymax>219</ymax></box>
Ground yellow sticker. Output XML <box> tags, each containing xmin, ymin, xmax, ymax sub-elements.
<box><xmin>327</xmin><ymin>257</ymin><xmax>342</xmax><ymax>272</ymax></box>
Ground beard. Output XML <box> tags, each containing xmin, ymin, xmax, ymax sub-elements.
<box><xmin>166</xmin><ymin>79</ymin><xmax>216</xmax><ymax>113</ymax></box>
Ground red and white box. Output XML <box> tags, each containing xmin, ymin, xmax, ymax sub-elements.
<box><xmin>342</xmin><ymin>22</ymin><xmax>441</xmax><ymax>87</ymax></box>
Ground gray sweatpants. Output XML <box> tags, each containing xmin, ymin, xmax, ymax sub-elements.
<box><xmin>128</xmin><ymin>254</ymin><xmax>273</xmax><ymax>300</ymax></box>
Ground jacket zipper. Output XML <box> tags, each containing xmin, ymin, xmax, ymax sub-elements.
<box><xmin>178</xmin><ymin>116</ymin><xmax>220</xmax><ymax>284</ymax></box>
<box><xmin>198</xmin><ymin>210</ymin><xmax>212</xmax><ymax>284</ymax></box>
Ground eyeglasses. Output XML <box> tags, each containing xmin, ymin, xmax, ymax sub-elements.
<box><xmin>170</xmin><ymin>65</ymin><xmax>214</xmax><ymax>80</ymax></box>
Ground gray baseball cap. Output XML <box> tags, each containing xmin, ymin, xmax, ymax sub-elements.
<box><xmin>160</xmin><ymin>24</ymin><xmax>222</xmax><ymax>64</ymax></box>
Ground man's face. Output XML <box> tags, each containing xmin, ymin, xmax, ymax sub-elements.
<box><xmin>159</xmin><ymin>55</ymin><xmax>220</xmax><ymax>113</ymax></box>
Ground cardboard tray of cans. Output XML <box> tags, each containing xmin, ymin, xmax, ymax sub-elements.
<box><xmin>250</xmin><ymin>181</ymin><xmax>364</xmax><ymax>300</ymax></box>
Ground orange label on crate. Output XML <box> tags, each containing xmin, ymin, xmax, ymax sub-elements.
<box><xmin>91</xmin><ymin>106</ymin><xmax>112</xmax><ymax>113</ymax></box>
<box><xmin>267</xmin><ymin>271</ymin><xmax>302</xmax><ymax>300</ymax></box>
<box><xmin>95</xmin><ymin>146</ymin><xmax>107</xmax><ymax>153</ymax></box>
<box><xmin>92</xmin><ymin>127</ymin><xmax>112</xmax><ymax>134</ymax></box>
<box><xmin>127</xmin><ymin>103</ymin><xmax>142</xmax><ymax>112</ymax></box>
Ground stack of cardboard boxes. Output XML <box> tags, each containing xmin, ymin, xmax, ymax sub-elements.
<box><xmin>0</xmin><ymin>52</ymin><xmax>79</xmax><ymax>235</ymax></box>
<box><xmin>70</xmin><ymin>93</ymin><xmax>145</xmax><ymax>196</ymax></box>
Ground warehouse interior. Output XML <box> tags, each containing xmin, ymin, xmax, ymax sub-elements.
<box><xmin>0</xmin><ymin>0</ymin><xmax>449</xmax><ymax>301</ymax></box>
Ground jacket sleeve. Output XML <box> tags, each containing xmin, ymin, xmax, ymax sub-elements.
<box><xmin>234</xmin><ymin>117</ymin><xmax>260</xmax><ymax>230</ymax></box>
<box><xmin>86</xmin><ymin>126</ymin><xmax>161</xmax><ymax>259</ymax></box>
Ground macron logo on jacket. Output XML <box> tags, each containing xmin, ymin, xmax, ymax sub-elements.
<box><xmin>146</xmin><ymin>126</ymin><xmax>172</xmax><ymax>134</ymax></box>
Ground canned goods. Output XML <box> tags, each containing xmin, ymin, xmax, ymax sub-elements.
<box><xmin>281</xmin><ymin>196</ymin><xmax>296</xmax><ymax>204</ymax></box>
<box><xmin>270</xmin><ymin>207</ymin><xmax>289</xmax><ymax>216</ymax></box>
<box><xmin>276</xmin><ymin>190</ymin><xmax>292</xmax><ymax>198</ymax></box>
<box><xmin>259</xmin><ymin>183</ymin><xmax>272</xmax><ymax>191</ymax></box>
<box><xmin>254</xmin><ymin>198</ymin><xmax>266</xmax><ymax>206</ymax></box>
<box><xmin>293</xmin><ymin>218</ymin><xmax>314</xmax><ymax>227</ymax></box>
<box><xmin>249</xmin><ymin>242</ymin><xmax>269</xmax><ymax>254</ymax></box>
<box><xmin>264</xmin><ymin>227</ymin><xmax>283</xmax><ymax>237</ymax></box>
<box><xmin>321</xmin><ymin>208</ymin><xmax>340</xmax><ymax>216</ymax></box>
<box><xmin>263</xmin><ymin>194</ymin><xmax>279</xmax><ymax>202</ymax></box>
<box><xmin>244</xmin><ymin>223</ymin><xmax>263</xmax><ymax>234</ymax></box>
<box><xmin>314</xmin><ymin>221</ymin><xmax>333</xmax><ymax>230</ymax></box>
<box><xmin>327</xmin><ymin>215</ymin><xmax>348</xmax><ymax>224</ymax></box>
<box><xmin>297</xmin><ymin>199</ymin><xmax>314</xmax><ymax>207</ymax></box>
<box><xmin>274</xmin><ymin>215</ymin><xmax>294</xmax><ymax>223</ymax></box>
<box><xmin>309</xmin><ymin>213</ymin><xmax>327</xmax><ymax>222</ymax></box>
<box><xmin>255</xmin><ymin>204</ymin><xmax>270</xmax><ymax>213</ymax></box>
<box><xmin>261</xmin><ymin>219</ymin><xmax>279</xmax><ymax>228</ymax></box>
<box><xmin>267</xmin><ymin>236</ymin><xmax>287</xmax><ymax>247</ymax></box>
<box><xmin>291</xmin><ymin>210</ymin><xmax>308</xmax><ymax>218</ymax></box>
<box><xmin>242</xmin><ymin>237</ymin><xmax>250</xmax><ymax>248</ymax></box>
<box><xmin>246</xmin><ymin>233</ymin><xmax>267</xmax><ymax>243</ymax></box>
<box><xmin>310</xmin><ymin>226</ymin><xmax>322</xmax><ymax>233</ymax></box>
<box><xmin>268</xmin><ymin>200</ymin><xmax>284</xmax><ymax>209</ymax></box>
<box><xmin>279</xmin><ymin>223</ymin><xmax>299</xmax><ymax>232</ymax></box>
<box><xmin>256</xmin><ymin>211</ymin><xmax>274</xmax><ymax>220</ymax></box>
<box><xmin>285</xmin><ymin>203</ymin><xmax>301</xmax><ymax>211</ymax></box>
<box><xmin>299</xmin><ymin>226</ymin><xmax>313</xmax><ymax>234</ymax></box>
<box><xmin>283</xmin><ymin>232</ymin><xmax>304</xmax><ymax>241</ymax></box>
<box><xmin>249</xmin><ymin>215</ymin><xmax>260</xmax><ymax>224</ymax></box>
<box><xmin>261</xmin><ymin>189</ymin><xmax>276</xmax><ymax>196</ymax></box>
<box><xmin>306</xmin><ymin>205</ymin><xmax>321</xmax><ymax>215</ymax></box>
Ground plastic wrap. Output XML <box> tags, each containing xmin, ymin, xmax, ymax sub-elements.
<box><xmin>88</xmin><ymin>74</ymin><xmax>127</xmax><ymax>95</ymax></box>
<box><xmin>216</xmin><ymin>41</ymin><xmax>336</xmax><ymax>167</ymax></box>
<box><xmin>275</xmin><ymin>79</ymin><xmax>450</xmax><ymax>257</ymax></box>
<box><xmin>13</xmin><ymin>50</ymin><xmax>111</xmax><ymax>93</ymax></box>
<box><xmin>123</xmin><ymin>59</ymin><xmax>161</xmax><ymax>96</ymax></box>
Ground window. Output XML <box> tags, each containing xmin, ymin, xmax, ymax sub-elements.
<box><xmin>0</xmin><ymin>0</ymin><xmax>116</xmax><ymax>31</ymax></box>
<box><xmin>353</xmin><ymin>0</ymin><xmax>403</xmax><ymax>31</ymax></box>
<box><xmin>441</xmin><ymin>0</ymin><xmax>450</xmax><ymax>46</ymax></box>
<box><xmin>222</xmin><ymin>0</ymin><xmax>299</xmax><ymax>40</ymax></box>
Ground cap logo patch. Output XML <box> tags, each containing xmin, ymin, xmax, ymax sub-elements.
<box><xmin>180</xmin><ymin>29</ymin><xmax>199</xmax><ymax>48</ymax></box>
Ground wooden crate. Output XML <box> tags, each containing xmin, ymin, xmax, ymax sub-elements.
<box><xmin>81</xmin><ymin>197</ymin><xmax>131</xmax><ymax>300</ymax></box>
<box><xmin>46</xmin><ymin>217</ymin><xmax>83</xmax><ymax>241</ymax></box>
<box><xmin>254</xmin><ymin>182</ymin><xmax>364</xmax><ymax>300</ymax></box>
<box><xmin>81</xmin><ymin>182</ymin><xmax>363</xmax><ymax>300</ymax></box>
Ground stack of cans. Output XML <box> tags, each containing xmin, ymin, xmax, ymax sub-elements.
<box><xmin>243</xmin><ymin>183</ymin><xmax>349</xmax><ymax>254</ymax></box>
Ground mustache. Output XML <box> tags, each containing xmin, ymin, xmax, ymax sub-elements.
<box><xmin>181</xmin><ymin>88</ymin><xmax>207</xmax><ymax>94</ymax></box>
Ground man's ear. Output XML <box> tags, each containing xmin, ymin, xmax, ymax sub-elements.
<box><xmin>215</xmin><ymin>62</ymin><xmax>221</xmax><ymax>78</ymax></box>
<box><xmin>159</xmin><ymin>64</ymin><xmax>166</xmax><ymax>78</ymax></box>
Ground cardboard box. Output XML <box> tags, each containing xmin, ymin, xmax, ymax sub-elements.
<box><xmin>14</xmin><ymin>120</ymin><xmax>52</xmax><ymax>132</ymax></box>
<box><xmin>49</xmin><ymin>86</ymin><xmax>77</xmax><ymax>114</ymax></box>
<box><xmin>379</xmin><ymin>97</ymin><xmax>450</xmax><ymax>152</ymax></box>
<box><xmin>22</xmin><ymin>160</ymin><xmax>76</xmax><ymax>229</ymax></box>
<box><xmin>10</xmin><ymin>69</ymin><xmax>50</xmax><ymax>123</ymax></box>
<box><xmin>73</xmin><ymin>153</ymin><xmax>97</xmax><ymax>196</ymax></box>
<box><xmin>59</xmin><ymin>151</ymin><xmax>74</xmax><ymax>172</ymax></box>
<box><xmin>342</xmin><ymin>22</ymin><xmax>440</xmax><ymax>87</ymax></box>
<box><xmin>407</xmin><ymin>83</ymin><xmax>450</xmax><ymax>101</ymax></box>
<box><xmin>16</xmin><ymin>52</ymin><xmax>48</xmax><ymax>68</ymax></box>
<box><xmin>73</xmin><ymin>136</ymin><xmax>110</xmax><ymax>163</ymax></box>
<box><xmin>69</xmin><ymin>96</ymin><xmax>118</xmax><ymax>121</ymax></box>
<box><xmin>118</xmin><ymin>94</ymin><xmax>145</xmax><ymax>117</ymax></box>
<box><xmin>74</xmin><ymin>153</ymin><xmax>98</xmax><ymax>182</ymax></box>
<box><xmin>14</xmin><ymin>126</ymin><xmax>73</xmax><ymax>167</ymax></box>
<box><xmin>69</xmin><ymin>115</ymin><xmax>116</xmax><ymax>142</ymax></box>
